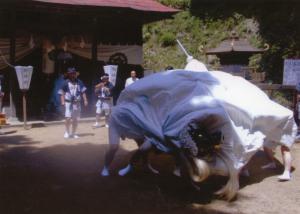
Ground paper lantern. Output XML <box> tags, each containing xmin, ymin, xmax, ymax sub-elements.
<box><xmin>15</xmin><ymin>66</ymin><xmax>33</xmax><ymax>90</ymax></box>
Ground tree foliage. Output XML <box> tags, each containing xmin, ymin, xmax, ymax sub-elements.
<box><xmin>144</xmin><ymin>0</ymin><xmax>300</xmax><ymax>83</ymax></box>
<box><xmin>158</xmin><ymin>0</ymin><xmax>190</xmax><ymax>9</ymax></box>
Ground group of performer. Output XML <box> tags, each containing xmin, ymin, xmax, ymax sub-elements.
<box><xmin>58</xmin><ymin>67</ymin><xmax>139</xmax><ymax>139</ymax></box>
<box><xmin>0</xmin><ymin>60</ymin><xmax>298</xmax><ymax>200</ymax></box>
<box><xmin>6</xmin><ymin>57</ymin><xmax>291</xmax><ymax>201</ymax></box>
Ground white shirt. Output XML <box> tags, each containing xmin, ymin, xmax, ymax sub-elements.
<box><xmin>125</xmin><ymin>77</ymin><xmax>139</xmax><ymax>87</ymax></box>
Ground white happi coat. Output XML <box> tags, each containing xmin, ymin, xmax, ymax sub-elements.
<box><xmin>109</xmin><ymin>60</ymin><xmax>297</xmax><ymax>171</ymax></box>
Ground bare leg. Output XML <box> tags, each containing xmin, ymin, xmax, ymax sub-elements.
<box><xmin>93</xmin><ymin>114</ymin><xmax>101</xmax><ymax>127</ymax></box>
<box><xmin>93</xmin><ymin>112</ymin><xmax>103</xmax><ymax>128</ymax></box>
<box><xmin>101</xmin><ymin>123</ymin><xmax>120</xmax><ymax>176</ymax></box>
<box><xmin>101</xmin><ymin>144</ymin><xmax>119</xmax><ymax>176</ymax></box>
<box><xmin>64</xmin><ymin>118</ymin><xmax>71</xmax><ymax>138</ymax></box>
<box><xmin>65</xmin><ymin>118</ymin><xmax>71</xmax><ymax>133</ymax></box>
<box><xmin>104</xmin><ymin>110</ymin><xmax>111</xmax><ymax>127</ymax></box>
<box><xmin>261</xmin><ymin>146</ymin><xmax>276</xmax><ymax>169</ymax></box>
<box><xmin>278</xmin><ymin>146</ymin><xmax>292</xmax><ymax>181</ymax></box>
<box><xmin>104</xmin><ymin>144</ymin><xmax>120</xmax><ymax>168</ymax></box>
<box><xmin>118</xmin><ymin>140</ymin><xmax>154</xmax><ymax>176</ymax></box>
<box><xmin>105</xmin><ymin>115</ymin><xmax>109</xmax><ymax>127</ymax></box>
<box><xmin>96</xmin><ymin>114</ymin><xmax>100</xmax><ymax>123</ymax></box>
<box><xmin>71</xmin><ymin>118</ymin><xmax>78</xmax><ymax>136</ymax></box>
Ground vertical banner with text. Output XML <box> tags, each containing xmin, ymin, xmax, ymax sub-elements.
<box><xmin>283</xmin><ymin>59</ymin><xmax>300</xmax><ymax>86</ymax></box>
<box><xmin>103</xmin><ymin>65</ymin><xmax>118</xmax><ymax>86</ymax></box>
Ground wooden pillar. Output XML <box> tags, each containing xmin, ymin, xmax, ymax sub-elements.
<box><xmin>9</xmin><ymin>8</ymin><xmax>17</xmax><ymax>120</ymax></box>
<box><xmin>88</xmin><ymin>16</ymin><xmax>99</xmax><ymax>113</ymax></box>
<box><xmin>92</xmin><ymin>17</ymin><xmax>98</xmax><ymax>63</ymax></box>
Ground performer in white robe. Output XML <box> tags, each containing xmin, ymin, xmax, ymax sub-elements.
<box><xmin>101</xmin><ymin>59</ymin><xmax>297</xmax><ymax>200</ymax></box>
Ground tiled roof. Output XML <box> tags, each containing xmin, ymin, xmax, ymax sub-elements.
<box><xmin>31</xmin><ymin>0</ymin><xmax>179</xmax><ymax>12</ymax></box>
<box><xmin>206</xmin><ymin>38</ymin><xmax>264</xmax><ymax>54</ymax></box>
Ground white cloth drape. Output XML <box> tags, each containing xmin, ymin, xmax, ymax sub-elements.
<box><xmin>110</xmin><ymin>65</ymin><xmax>297</xmax><ymax>170</ymax></box>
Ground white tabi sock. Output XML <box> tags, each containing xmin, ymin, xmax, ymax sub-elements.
<box><xmin>101</xmin><ymin>166</ymin><xmax>110</xmax><ymax>176</ymax></box>
<box><xmin>118</xmin><ymin>164</ymin><xmax>132</xmax><ymax>176</ymax></box>
<box><xmin>278</xmin><ymin>171</ymin><xmax>291</xmax><ymax>181</ymax></box>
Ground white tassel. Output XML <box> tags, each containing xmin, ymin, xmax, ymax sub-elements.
<box><xmin>193</xmin><ymin>157</ymin><xmax>210</xmax><ymax>182</ymax></box>
<box><xmin>214</xmin><ymin>152</ymin><xmax>239</xmax><ymax>201</ymax></box>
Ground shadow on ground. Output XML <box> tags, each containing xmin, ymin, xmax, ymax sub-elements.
<box><xmin>0</xmin><ymin>134</ymin><xmax>279</xmax><ymax>214</ymax></box>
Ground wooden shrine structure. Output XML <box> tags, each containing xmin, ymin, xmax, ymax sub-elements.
<box><xmin>0</xmin><ymin>0</ymin><xmax>178</xmax><ymax>120</ymax></box>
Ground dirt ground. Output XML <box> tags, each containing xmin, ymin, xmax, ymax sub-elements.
<box><xmin>1</xmin><ymin>122</ymin><xmax>300</xmax><ymax>214</ymax></box>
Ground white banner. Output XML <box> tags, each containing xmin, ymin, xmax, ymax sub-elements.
<box><xmin>103</xmin><ymin>65</ymin><xmax>118</xmax><ymax>86</ymax></box>
<box><xmin>283</xmin><ymin>59</ymin><xmax>300</xmax><ymax>86</ymax></box>
<box><xmin>15</xmin><ymin>66</ymin><xmax>33</xmax><ymax>90</ymax></box>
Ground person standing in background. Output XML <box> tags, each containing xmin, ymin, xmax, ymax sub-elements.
<box><xmin>125</xmin><ymin>70</ymin><xmax>139</xmax><ymax>87</ymax></box>
<box><xmin>93</xmin><ymin>73</ymin><xmax>114</xmax><ymax>128</ymax></box>
<box><xmin>59</xmin><ymin>67</ymin><xmax>88</xmax><ymax>139</ymax></box>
